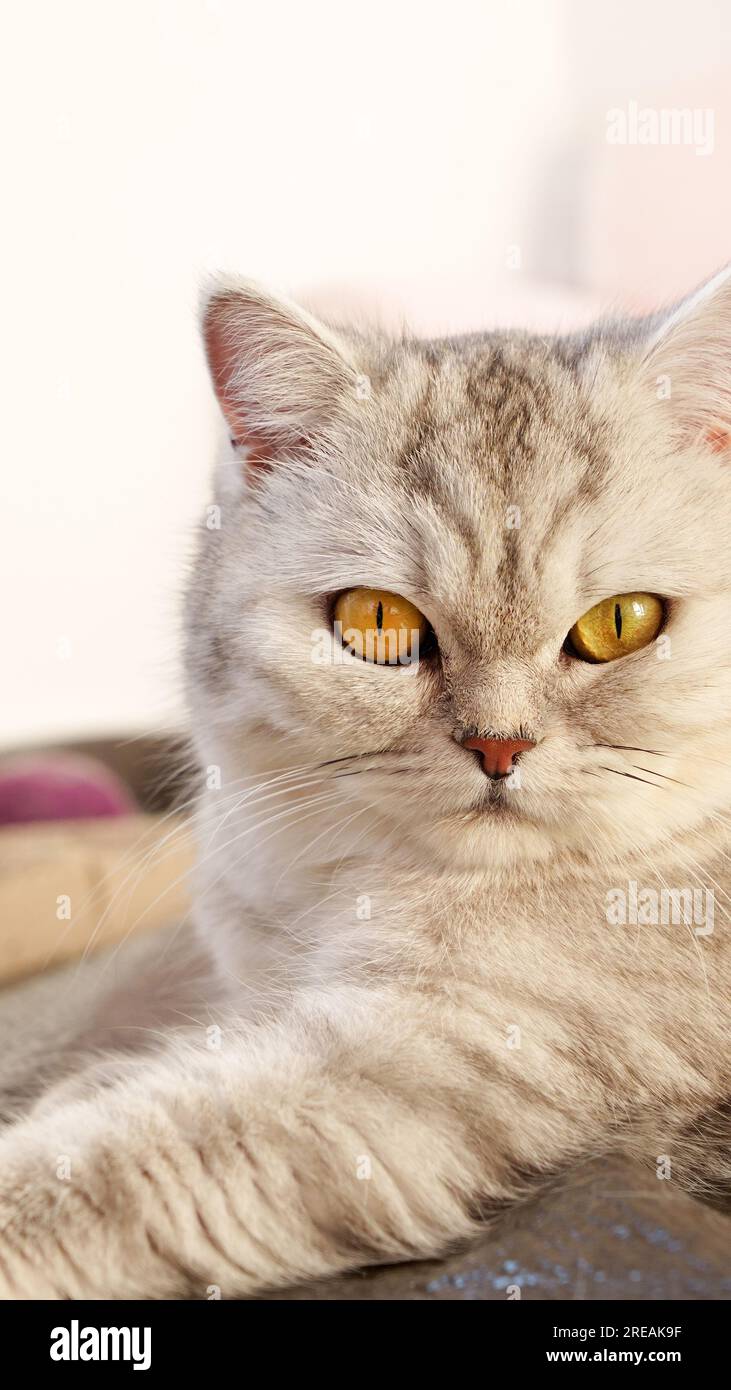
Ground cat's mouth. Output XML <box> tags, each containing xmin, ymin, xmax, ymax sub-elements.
<box><xmin>473</xmin><ymin>779</ymin><xmax>529</xmax><ymax>817</ymax></box>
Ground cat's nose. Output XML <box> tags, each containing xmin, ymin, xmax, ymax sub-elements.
<box><xmin>462</xmin><ymin>735</ymin><xmax>536</xmax><ymax>779</ymax></box>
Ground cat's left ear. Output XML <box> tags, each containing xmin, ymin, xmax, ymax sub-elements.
<box><xmin>200</xmin><ymin>277</ymin><xmax>359</xmax><ymax>471</ymax></box>
<box><xmin>639</xmin><ymin>265</ymin><xmax>731</xmax><ymax>456</ymax></box>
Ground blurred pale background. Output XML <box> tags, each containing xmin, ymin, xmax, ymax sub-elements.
<box><xmin>2</xmin><ymin>0</ymin><xmax>730</xmax><ymax>747</ymax></box>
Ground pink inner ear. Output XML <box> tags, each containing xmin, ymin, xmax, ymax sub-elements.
<box><xmin>203</xmin><ymin>301</ymin><xmax>254</xmax><ymax>443</ymax></box>
<box><xmin>228</xmin><ymin>421</ymin><xmax>276</xmax><ymax>470</ymax></box>
<box><xmin>205</xmin><ymin>300</ymin><xmax>306</xmax><ymax>473</ymax></box>
<box><xmin>705</xmin><ymin>426</ymin><xmax>731</xmax><ymax>455</ymax></box>
<box><xmin>229</xmin><ymin>420</ymin><xmax>310</xmax><ymax>476</ymax></box>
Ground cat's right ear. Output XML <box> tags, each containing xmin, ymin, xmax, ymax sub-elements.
<box><xmin>200</xmin><ymin>278</ymin><xmax>359</xmax><ymax>472</ymax></box>
<box><xmin>638</xmin><ymin>264</ymin><xmax>731</xmax><ymax>457</ymax></box>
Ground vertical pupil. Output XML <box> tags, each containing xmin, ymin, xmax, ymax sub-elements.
<box><xmin>376</xmin><ymin>600</ymin><xmax>383</xmax><ymax>631</ymax></box>
<box><xmin>614</xmin><ymin>602</ymin><xmax>622</xmax><ymax>640</ymax></box>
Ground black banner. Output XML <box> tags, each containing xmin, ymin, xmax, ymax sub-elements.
<box><xmin>0</xmin><ymin>1298</ymin><xmax>727</xmax><ymax>1375</ymax></box>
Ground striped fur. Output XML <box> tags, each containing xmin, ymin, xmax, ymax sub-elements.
<box><xmin>1</xmin><ymin>270</ymin><xmax>730</xmax><ymax>1297</ymax></box>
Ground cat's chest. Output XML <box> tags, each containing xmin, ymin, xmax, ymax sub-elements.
<box><xmin>201</xmin><ymin>832</ymin><xmax>731</xmax><ymax>1045</ymax></box>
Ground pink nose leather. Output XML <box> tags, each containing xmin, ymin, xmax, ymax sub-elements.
<box><xmin>463</xmin><ymin>736</ymin><xmax>536</xmax><ymax>778</ymax></box>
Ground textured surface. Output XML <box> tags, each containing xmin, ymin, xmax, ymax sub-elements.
<box><xmin>272</xmin><ymin>1159</ymin><xmax>731</xmax><ymax>1300</ymax></box>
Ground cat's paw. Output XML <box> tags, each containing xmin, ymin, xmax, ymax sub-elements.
<box><xmin>0</xmin><ymin>1132</ymin><xmax>79</xmax><ymax>1298</ymax></box>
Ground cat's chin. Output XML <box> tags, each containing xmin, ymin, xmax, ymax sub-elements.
<box><xmin>410</xmin><ymin>805</ymin><xmax>563</xmax><ymax>874</ymax></box>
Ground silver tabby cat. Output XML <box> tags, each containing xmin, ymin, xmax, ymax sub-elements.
<box><xmin>1</xmin><ymin>268</ymin><xmax>730</xmax><ymax>1297</ymax></box>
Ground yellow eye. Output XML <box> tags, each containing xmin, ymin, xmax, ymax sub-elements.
<box><xmin>568</xmin><ymin>593</ymin><xmax>664</xmax><ymax>663</ymax></box>
<box><xmin>334</xmin><ymin>588</ymin><xmax>430</xmax><ymax>664</ymax></box>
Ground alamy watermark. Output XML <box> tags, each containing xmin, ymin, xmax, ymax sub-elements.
<box><xmin>605</xmin><ymin>879</ymin><xmax>714</xmax><ymax>936</ymax></box>
<box><xmin>311</xmin><ymin>621</ymin><xmax>422</xmax><ymax>671</ymax></box>
<box><xmin>50</xmin><ymin>1320</ymin><xmax>151</xmax><ymax>1370</ymax></box>
<box><xmin>606</xmin><ymin>101</ymin><xmax>714</xmax><ymax>157</ymax></box>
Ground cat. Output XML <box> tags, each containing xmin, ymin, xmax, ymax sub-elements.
<box><xmin>1</xmin><ymin>266</ymin><xmax>731</xmax><ymax>1298</ymax></box>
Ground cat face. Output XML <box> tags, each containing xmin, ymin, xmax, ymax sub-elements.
<box><xmin>187</xmin><ymin>272</ymin><xmax>731</xmax><ymax>872</ymax></box>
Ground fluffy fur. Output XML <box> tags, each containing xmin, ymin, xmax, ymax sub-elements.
<box><xmin>1</xmin><ymin>268</ymin><xmax>731</xmax><ymax>1297</ymax></box>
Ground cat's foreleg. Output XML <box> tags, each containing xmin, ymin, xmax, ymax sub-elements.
<box><xmin>0</xmin><ymin>991</ymin><xmax>578</xmax><ymax>1299</ymax></box>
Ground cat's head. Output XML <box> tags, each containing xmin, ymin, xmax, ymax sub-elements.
<box><xmin>186</xmin><ymin>270</ymin><xmax>731</xmax><ymax>875</ymax></box>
